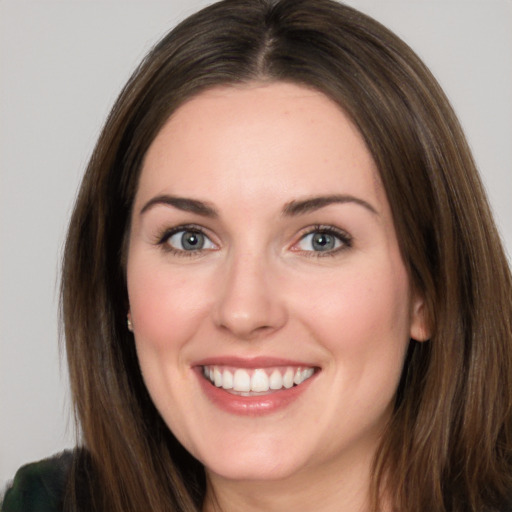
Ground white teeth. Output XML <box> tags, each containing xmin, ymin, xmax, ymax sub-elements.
<box><xmin>213</xmin><ymin>367</ymin><xmax>222</xmax><ymax>387</ymax></box>
<box><xmin>294</xmin><ymin>367</ymin><xmax>314</xmax><ymax>385</ymax></box>
<box><xmin>251</xmin><ymin>369</ymin><xmax>269</xmax><ymax>392</ymax></box>
<box><xmin>269</xmin><ymin>369</ymin><xmax>283</xmax><ymax>390</ymax></box>
<box><xmin>283</xmin><ymin>368</ymin><xmax>294</xmax><ymax>388</ymax></box>
<box><xmin>233</xmin><ymin>369</ymin><xmax>251</xmax><ymax>392</ymax></box>
<box><xmin>203</xmin><ymin>365</ymin><xmax>315</xmax><ymax>393</ymax></box>
<box><xmin>302</xmin><ymin>367</ymin><xmax>314</xmax><ymax>381</ymax></box>
<box><xmin>222</xmin><ymin>369</ymin><xmax>233</xmax><ymax>389</ymax></box>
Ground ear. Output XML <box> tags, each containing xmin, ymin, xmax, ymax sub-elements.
<box><xmin>410</xmin><ymin>294</ymin><xmax>431</xmax><ymax>342</ymax></box>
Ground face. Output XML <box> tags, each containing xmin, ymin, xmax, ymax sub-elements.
<box><xmin>126</xmin><ymin>82</ymin><xmax>427</xmax><ymax>487</ymax></box>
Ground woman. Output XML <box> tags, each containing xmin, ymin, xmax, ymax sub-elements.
<box><xmin>2</xmin><ymin>0</ymin><xmax>511</xmax><ymax>511</ymax></box>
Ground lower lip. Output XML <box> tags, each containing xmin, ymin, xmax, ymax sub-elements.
<box><xmin>195</xmin><ymin>368</ymin><xmax>317</xmax><ymax>416</ymax></box>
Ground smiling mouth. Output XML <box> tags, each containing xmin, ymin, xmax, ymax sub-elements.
<box><xmin>202</xmin><ymin>365</ymin><xmax>316</xmax><ymax>396</ymax></box>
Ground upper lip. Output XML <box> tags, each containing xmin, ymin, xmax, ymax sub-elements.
<box><xmin>193</xmin><ymin>356</ymin><xmax>318</xmax><ymax>369</ymax></box>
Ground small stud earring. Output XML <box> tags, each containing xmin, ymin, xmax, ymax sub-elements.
<box><xmin>127</xmin><ymin>316</ymin><xmax>133</xmax><ymax>332</ymax></box>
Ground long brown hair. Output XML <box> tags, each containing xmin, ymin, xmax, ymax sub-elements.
<box><xmin>61</xmin><ymin>0</ymin><xmax>512</xmax><ymax>510</ymax></box>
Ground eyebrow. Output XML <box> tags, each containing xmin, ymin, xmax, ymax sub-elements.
<box><xmin>140</xmin><ymin>195</ymin><xmax>218</xmax><ymax>217</ymax></box>
<box><xmin>282</xmin><ymin>194</ymin><xmax>378</xmax><ymax>216</ymax></box>
<box><xmin>139</xmin><ymin>193</ymin><xmax>377</xmax><ymax>218</ymax></box>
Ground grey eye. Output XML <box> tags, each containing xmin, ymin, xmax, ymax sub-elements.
<box><xmin>167</xmin><ymin>230</ymin><xmax>215</xmax><ymax>251</ymax></box>
<box><xmin>297</xmin><ymin>231</ymin><xmax>343</xmax><ymax>252</ymax></box>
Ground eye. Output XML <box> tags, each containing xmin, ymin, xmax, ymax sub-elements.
<box><xmin>295</xmin><ymin>226</ymin><xmax>352</xmax><ymax>254</ymax></box>
<box><xmin>164</xmin><ymin>228</ymin><xmax>216</xmax><ymax>252</ymax></box>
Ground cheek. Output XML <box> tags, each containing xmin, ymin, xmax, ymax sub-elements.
<box><xmin>293</xmin><ymin>257</ymin><xmax>412</xmax><ymax>357</ymax></box>
<box><xmin>126</xmin><ymin>254</ymin><xmax>210</xmax><ymax>437</ymax></box>
<box><xmin>127</xmin><ymin>255</ymin><xmax>214</xmax><ymax>350</ymax></box>
<box><xmin>300</xmin><ymin>258</ymin><xmax>412</xmax><ymax>425</ymax></box>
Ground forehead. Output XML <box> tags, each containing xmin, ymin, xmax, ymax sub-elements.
<box><xmin>137</xmin><ymin>82</ymin><xmax>383</xmax><ymax>211</ymax></box>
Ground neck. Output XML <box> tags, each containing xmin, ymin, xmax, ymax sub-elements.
<box><xmin>202</xmin><ymin>448</ymin><xmax>379</xmax><ymax>512</ymax></box>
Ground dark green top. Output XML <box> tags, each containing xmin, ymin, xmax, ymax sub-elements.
<box><xmin>1</xmin><ymin>451</ymin><xmax>73</xmax><ymax>512</ymax></box>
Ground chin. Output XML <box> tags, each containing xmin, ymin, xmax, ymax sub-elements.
<box><xmin>192</xmin><ymin>436</ymin><xmax>313</xmax><ymax>482</ymax></box>
<box><xmin>205</xmin><ymin>456</ymin><xmax>306</xmax><ymax>482</ymax></box>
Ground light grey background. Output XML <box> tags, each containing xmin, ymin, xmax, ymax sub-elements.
<box><xmin>1</xmin><ymin>0</ymin><xmax>511</xmax><ymax>489</ymax></box>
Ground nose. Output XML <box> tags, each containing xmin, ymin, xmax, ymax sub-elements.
<box><xmin>212</xmin><ymin>251</ymin><xmax>287</xmax><ymax>340</ymax></box>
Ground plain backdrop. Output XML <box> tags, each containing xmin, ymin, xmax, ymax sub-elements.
<box><xmin>1</xmin><ymin>0</ymin><xmax>511</xmax><ymax>489</ymax></box>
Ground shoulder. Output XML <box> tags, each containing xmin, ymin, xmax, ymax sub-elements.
<box><xmin>1</xmin><ymin>451</ymin><xmax>74</xmax><ymax>512</ymax></box>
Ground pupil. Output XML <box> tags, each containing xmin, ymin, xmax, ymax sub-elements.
<box><xmin>312</xmin><ymin>233</ymin><xmax>334</xmax><ymax>251</ymax></box>
<box><xmin>182</xmin><ymin>231</ymin><xmax>204</xmax><ymax>250</ymax></box>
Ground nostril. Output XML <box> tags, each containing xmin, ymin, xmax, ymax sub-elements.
<box><xmin>217</xmin><ymin>320</ymin><xmax>275</xmax><ymax>340</ymax></box>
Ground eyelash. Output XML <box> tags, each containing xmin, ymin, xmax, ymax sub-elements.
<box><xmin>155</xmin><ymin>224</ymin><xmax>215</xmax><ymax>258</ymax></box>
<box><xmin>154</xmin><ymin>224</ymin><xmax>352</xmax><ymax>257</ymax></box>
<box><xmin>292</xmin><ymin>224</ymin><xmax>352</xmax><ymax>257</ymax></box>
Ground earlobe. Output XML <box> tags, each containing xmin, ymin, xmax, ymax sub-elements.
<box><xmin>127</xmin><ymin>311</ymin><xmax>134</xmax><ymax>332</ymax></box>
<box><xmin>410</xmin><ymin>296</ymin><xmax>431</xmax><ymax>342</ymax></box>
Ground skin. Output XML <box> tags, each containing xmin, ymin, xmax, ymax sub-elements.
<box><xmin>126</xmin><ymin>82</ymin><xmax>428</xmax><ymax>512</ymax></box>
